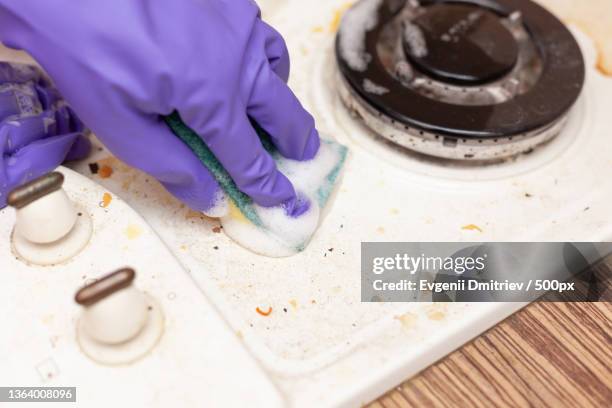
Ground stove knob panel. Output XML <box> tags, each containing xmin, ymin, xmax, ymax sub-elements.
<box><xmin>75</xmin><ymin>268</ymin><xmax>164</xmax><ymax>365</ymax></box>
<box><xmin>8</xmin><ymin>171</ymin><xmax>92</xmax><ymax>265</ymax></box>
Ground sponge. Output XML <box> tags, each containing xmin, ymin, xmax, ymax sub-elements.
<box><xmin>164</xmin><ymin>112</ymin><xmax>348</xmax><ymax>256</ymax></box>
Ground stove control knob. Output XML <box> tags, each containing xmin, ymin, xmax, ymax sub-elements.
<box><xmin>76</xmin><ymin>268</ymin><xmax>148</xmax><ymax>344</ymax></box>
<box><xmin>8</xmin><ymin>172</ymin><xmax>76</xmax><ymax>244</ymax></box>
<box><xmin>75</xmin><ymin>268</ymin><xmax>164</xmax><ymax>365</ymax></box>
<box><xmin>7</xmin><ymin>171</ymin><xmax>92</xmax><ymax>265</ymax></box>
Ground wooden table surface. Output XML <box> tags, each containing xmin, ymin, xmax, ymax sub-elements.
<box><xmin>369</xmin><ymin>261</ymin><xmax>612</xmax><ymax>408</ymax></box>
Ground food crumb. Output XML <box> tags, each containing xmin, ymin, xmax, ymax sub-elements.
<box><xmin>88</xmin><ymin>163</ymin><xmax>99</xmax><ymax>174</ymax></box>
<box><xmin>462</xmin><ymin>224</ymin><xmax>483</xmax><ymax>233</ymax></box>
<box><xmin>98</xmin><ymin>165</ymin><xmax>113</xmax><ymax>179</ymax></box>
<box><xmin>256</xmin><ymin>306</ymin><xmax>273</xmax><ymax>316</ymax></box>
<box><xmin>289</xmin><ymin>299</ymin><xmax>298</xmax><ymax>310</ymax></box>
<box><xmin>213</xmin><ymin>246</ymin><xmax>219</xmax><ymax>250</ymax></box>
<box><xmin>212</xmin><ymin>226</ymin><xmax>222</xmax><ymax>233</ymax></box>
<box><xmin>525</xmin><ymin>193</ymin><xmax>533</xmax><ymax>198</ymax></box>
<box><xmin>100</xmin><ymin>192</ymin><xmax>112</xmax><ymax>208</ymax></box>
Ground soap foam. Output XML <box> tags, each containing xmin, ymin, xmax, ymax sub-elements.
<box><xmin>338</xmin><ymin>0</ymin><xmax>383</xmax><ymax>72</ymax></box>
<box><xmin>363</xmin><ymin>78</ymin><xmax>389</xmax><ymax>95</ymax></box>
<box><xmin>221</xmin><ymin>140</ymin><xmax>344</xmax><ymax>257</ymax></box>
<box><xmin>202</xmin><ymin>188</ymin><xmax>229</xmax><ymax>218</ymax></box>
<box><xmin>403</xmin><ymin>22</ymin><xmax>428</xmax><ymax>58</ymax></box>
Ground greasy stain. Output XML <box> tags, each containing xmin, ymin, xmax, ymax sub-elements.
<box><xmin>289</xmin><ymin>299</ymin><xmax>298</xmax><ymax>310</ymax></box>
<box><xmin>329</xmin><ymin>2</ymin><xmax>354</xmax><ymax>32</ymax></box>
<box><xmin>426</xmin><ymin>304</ymin><xmax>447</xmax><ymax>321</ymax></box>
<box><xmin>125</xmin><ymin>224</ymin><xmax>143</xmax><ymax>240</ymax></box>
<box><xmin>185</xmin><ymin>210</ymin><xmax>205</xmax><ymax>220</ymax></box>
<box><xmin>462</xmin><ymin>224</ymin><xmax>483</xmax><ymax>233</ymax></box>
<box><xmin>395</xmin><ymin>312</ymin><xmax>418</xmax><ymax>331</ymax></box>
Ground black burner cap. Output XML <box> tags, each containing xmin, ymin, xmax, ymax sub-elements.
<box><xmin>336</xmin><ymin>0</ymin><xmax>585</xmax><ymax>140</ymax></box>
<box><xmin>405</xmin><ymin>3</ymin><xmax>519</xmax><ymax>85</ymax></box>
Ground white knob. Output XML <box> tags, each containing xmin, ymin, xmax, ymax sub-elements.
<box><xmin>75</xmin><ymin>268</ymin><xmax>148</xmax><ymax>345</ymax></box>
<box><xmin>8</xmin><ymin>172</ymin><xmax>77</xmax><ymax>244</ymax></box>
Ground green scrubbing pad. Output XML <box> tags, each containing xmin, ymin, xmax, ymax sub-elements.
<box><xmin>164</xmin><ymin>111</ymin><xmax>348</xmax><ymax>229</ymax></box>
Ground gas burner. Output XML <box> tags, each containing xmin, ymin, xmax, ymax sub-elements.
<box><xmin>335</xmin><ymin>0</ymin><xmax>585</xmax><ymax>160</ymax></box>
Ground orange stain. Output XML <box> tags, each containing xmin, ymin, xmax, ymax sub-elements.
<box><xmin>98</xmin><ymin>165</ymin><xmax>113</xmax><ymax>179</ymax></box>
<box><xmin>100</xmin><ymin>192</ymin><xmax>112</xmax><ymax>208</ymax></box>
<box><xmin>256</xmin><ymin>306</ymin><xmax>273</xmax><ymax>317</ymax></box>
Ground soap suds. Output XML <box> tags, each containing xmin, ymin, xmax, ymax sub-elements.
<box><xmin>363</xmin><ymin>78</ymin><xmax>389</xmax><ymax>95</ymax></box>
<box><xmin>403</xmin><ymin>22</ymin><xmax>428</xmax><ymax>58</ymax></box>
<box><xmin>338</xmin><ymin>0</ymin><xmax>383</xmax><ymax>72</ymax></box>
<box><xmin>202</xmin><ymin>188</ymin><xmax>229</xmax><ymax>218</ymax></box>
<box><xmin>221</xmin><ymin>141</ymin><xmax>345</xmax><ymax>257</ymax></box>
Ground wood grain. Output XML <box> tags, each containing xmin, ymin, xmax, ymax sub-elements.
<box><xmin>369</xmin><ymin>261</ymin><xmax>612</xmax><ymax>408</ymax></box>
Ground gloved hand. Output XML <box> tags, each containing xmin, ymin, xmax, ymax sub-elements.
<box><xmin>0</xmin><ymin>0</ymin><xmax>320</xmax><ymax>216</ymax></box>
<box><xmin>0</xmin><ymin>62</ymin><xmax>90</xmax><ymax>208</ymax></box>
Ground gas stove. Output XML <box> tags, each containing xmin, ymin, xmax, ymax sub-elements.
<box><xmin>336</xmin><ymin>0</ymin><xmax>585</xmax><ymax>160</ymax></box>
<box><xmin>1</xmin><ymin>1</ymin><xmax>611</xmax><ymax>407</ymax></box>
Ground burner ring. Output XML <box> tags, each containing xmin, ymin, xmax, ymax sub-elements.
<box><xmin>336</xmin><ymin>0</ymin><xmax>585</xmax><ymax>141</ymax></box>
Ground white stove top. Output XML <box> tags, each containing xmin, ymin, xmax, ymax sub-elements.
<box><xmin>1</xmin><ymin>1</ymin><xmax>611</xmax><ymax>407</ymax></box>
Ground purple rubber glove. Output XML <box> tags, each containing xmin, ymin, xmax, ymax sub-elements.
<box><xmin>0</xmin><ymin>62</ymin><xmax>90</xmax><ymax>208</ymax></box>
<box><xmin>0</xmin><ymin>0</ymin><xmax>320</xmax><ymax>216</ymax></box>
